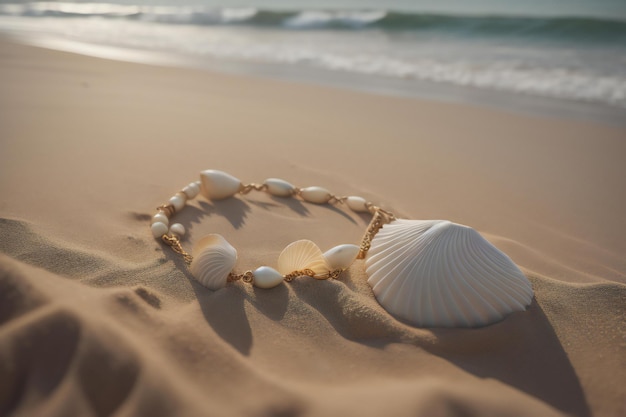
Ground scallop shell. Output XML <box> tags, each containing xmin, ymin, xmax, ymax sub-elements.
<box><xmin>277</xmin><ymin>240</ymin><xmax>330</xmax><ymax>275</ymax></box>
<box><xmin>365</xmin><ymin>219</ymin><xmax>533</xmax><ymax>328</ymax></box>
<box><xmin>190</xmin><ymin>234</ymin><xmax>237</xmax><ymax>290</ymax></box>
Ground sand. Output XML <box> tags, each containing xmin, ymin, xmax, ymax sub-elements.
<box><xmin>1</xmin><ymin>37</ymin><xmax>625</xmax><ymax>417</ymax></box>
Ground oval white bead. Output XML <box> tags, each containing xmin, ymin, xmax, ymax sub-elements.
<box><xmin>323</xmin><ymin>244</ymin><xmax>360</xmax><ymax>270</ymax></box>
<box><xmin>346</xmin><ymin>196</ymin><xmax>369</xmax><ymax>212</ymax></box>
<box><xmin>169</xmin><ymin>193</ymin><xmax>186</xmax><ymax>212</ymax></box>
<box><xmin>253</xmin><ymin>266</ymin><xmax>284</xmax><ymax>289</ymax></box>
<box><xmin>151</xmin><ymin>222</ymin><xmax>168</xmax><ymax>239</ymax></box>
<box><xmin>169</xmin><ymin>223</ymin><xmax>185</xmax><ymax>238</ymax></box>
<box><xmin>200</xmin><ymin>169</ymin><xmax>242</xmax><ymax>200</ymax></box>
<box><xmin>300</xmin><ymin>186</ymin><xmax>332</xmax><ymax>204</ymax></box>
<box><xmin>152</xmin><ymin>212</ymin><xmax>169</xmax><ymax>226</ymax></box>
<box><xmin>182</xmin><ymin>182</ymin><xmax>200</xmax><ymax>199</ymax></box>
<box><xmin>264</xmin><ymin>178</ymin><xmax>295</xmax><ymax>197</ymax></box>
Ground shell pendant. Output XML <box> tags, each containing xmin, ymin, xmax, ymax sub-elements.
<box><xmin>365</xmin><ymin>219</ymin><xmax>533</xmax><ymax>328</ymax></box>
<box><xmin>190</xmin><ymin>234</ymin><xmax>238</xmax><ymax>290</ymax></box>
<box><xmin>277</xmin><ymin>240</ymin><xmax>360</xmax><ymax>279</ymax></box>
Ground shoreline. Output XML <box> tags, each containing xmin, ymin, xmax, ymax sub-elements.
<box><xmin>5</xmin><ymin>32</ymin><xmax>626</xmax><ymax>128</ymax></box>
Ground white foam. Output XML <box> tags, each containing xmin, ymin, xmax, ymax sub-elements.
<box><xmin>1</xmin><ymin>13</ymin><xmax>624</xmax><ymax>108</ymax></box>
<box><xmin>283</xmin><ymin>10</ymin><xmax>386</xmax><ymax>29</ymax></box>
<box><xmin>0</xmin><ymin>2</ymin><xmax>141</xmax><ymax>17</ymax></box>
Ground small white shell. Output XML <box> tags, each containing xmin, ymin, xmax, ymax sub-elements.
<box><xmin>169</xmin><ymin>223</ymin><xmax>185</xmax><ymax>238</ymax></box>
<box><xmin>190</xmin><ymin>234</ymin><xmax>237</xmax><ymax>290</ymax></box>
<box><xmin>346</xmin><ymin>196</ymin><xmax>369</xmax><ymax>212</ymax></box>
<box><xmin>151</xmin><ymin>222</ymin><xmax>168</xmax><ymax>239</ymax></box>
<box><xmin>152</xmin><ymin>212</ymin><xmax>169</xmax><ymax>226</ymax></box>
<box><xmin>366</xmin><ymin>219</ymin><xmax>533</xmax><ymax>328</ymax></box>
<box><xmin>277</xmin><ymin>240</ymin><xmax>329</xmax><ymax>275</ymax></box>
<box><xmin>253</xmin><ymin>266</ymin><xmax>284</xmax><ymax>289</ymax></box>
<box><xmin>300</xmin><ymin>186</ymin><xmax>331</xmax><ymax>204</ymax></box>
<box><xmin>182</xmin><ymin>182</ymin><xmax>200</xmax><ymax>199</ymax></box>
<box><xmin>323</xmin><ymin>244</ymin><xmax>360</xmax><ymax>270</ymax></box>
<box><xmin>199</xmin><ymin>170</ymin><xmax>242</xmax><ymax>200</ymax></box>
<box><xmin>264</xmin><ymin>178</ymin><xmax>295</xmax><ymax>197</ymax></box>
<box><xmin>169</xmin><ymin>193</ymin><xmax>187</xmax><ymax>212</ymax></box>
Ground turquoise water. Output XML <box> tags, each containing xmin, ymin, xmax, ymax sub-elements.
<box><xmin>1</xmin><ymin>0</ymin><xmax>625</xmax><ymax>114</ymax></box>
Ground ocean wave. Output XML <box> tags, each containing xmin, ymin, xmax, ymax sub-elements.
<box><xmin>1</xmin><ymin>2</ymin><xmax>624</xmax><ymax>108</ymax></box>
<box><xmin>194</xmin><ymin>46</ymin><xmax>626</xmax><ymax>107</ymax></box>
<box><xmin>1</xmin><ymin>2</ymin><xmax>626</xmax><ymax>41</ymax></box>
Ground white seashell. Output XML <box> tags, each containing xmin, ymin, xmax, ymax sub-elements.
<box><xmin>346</xmin><ymin>196</ymin><xmax>369</xmax><ymax>212</ymax></box>
<box><xmin>277</xmin><ymin>240</ymin><xmax>330</xmax><ymax>275</ymax></box>
<box><xmin>182</xmin><ymin>182</ymin><xmax>200</xmax><ymax>199</ymax></box>
<box><xmin>365</xmin><ymin>219</ymin><xmax>533</xmax><ymax>328</ymax></box>
<box><xmin>190</xmin><ymin>234</ymin><xmax>237</xmax><ymax>290</ymax></box>
<box><xmin>300</xmin><ymin>186</ymin><xmax>332</xmax><ymax>204</ymax></box>
<box><xmin>169</xmin><ymin>223</ymin><xmax>185</xmax><ymax>238</ymax></box>
<box><xmin>323</xmin><ymin>244</ymin><xmax>360</xmax><ymax>270</ymax></box>
<box><xmin>169</xmin><ymin>193</ymin><xmax>187</xmax><ymax>212</ymax></box>
<box><xmin>264</xmin><ymin>178</ymin><xmax>295</xmax><ymax>197</ymax></box>
<box><xmin>199</xmin><ymin>170</ymin><xmax>242</xmax><ymax>200</ymax></box>
<box><xmin>253</xmin><ymin>266</ymin><xmax>284</xmax><ymax>289</ymax></box>
<box><xmin>152</xmin><ymin>212</ymin><xmax>169</xmax><ymax>226</ymax></box>
<box><xmin>151</xmin><ymin>222</ymin><xmax>168</xmax><ymax>239</ymax></box>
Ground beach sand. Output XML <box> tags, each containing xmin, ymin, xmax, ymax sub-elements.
<box><xmin>1</xmin><ymin>38</ymin><xmax>625</xmax><ymax>417</ymax></box>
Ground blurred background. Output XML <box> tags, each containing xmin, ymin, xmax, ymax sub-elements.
<box><xmin>1</xmin><ymin>0</ymin><xmax>625</xmax><ymax>120</ymax></box>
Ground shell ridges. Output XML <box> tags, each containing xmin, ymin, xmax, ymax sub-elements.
<box><xmin>190</xmin><ymin>234</ymin><xmax>237</xmax><ymax>290</ymax></box>
<box><xmin>365</xmin><ymin>219</ymin><xmax>533</xmax><ymax>328</ymax></box>
<box><xmin>277</xmin><ymin>240</ymin><xmax>329</xmax><ymax>275</ymax></box>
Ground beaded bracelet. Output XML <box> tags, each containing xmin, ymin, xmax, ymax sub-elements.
<box><xmin>151</xmin><ymin>170</ymin><xmax>394</xmax><ymax>289</ymax></box>
<box><xmin>151</xmin><ymin>170</ymin><xmax>534</xmax><ymax>328</ymax></box>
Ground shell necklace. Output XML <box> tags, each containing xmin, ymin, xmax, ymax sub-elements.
<box><xmin>151</xmin><ymin>170</ymin><xmax>533</xmax><ymax>328</ymax></box>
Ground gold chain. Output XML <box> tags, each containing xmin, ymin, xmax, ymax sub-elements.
<box><xmin>284</xmin><ymin>269</ymin><xmax>316</xmax><ymax>282</ymax></box>
<box><xmin>228</xmin><ymin>270</ymin><xmax>254</xmax><ymax>283</ymax></box>
<box><xmin>162</xmin><ymin>235</ymin><xmax>193</xmax><ymax>264</ymax></box>
<box><xmin>357</xmin><ymin>207</ymin><xmax>395</xmax><ymax>259</ymax></box>
<box><xmin>239</xmin><ymin>183</ymin><xmax>267</xmax><ymax>194</ymax></box>
<box><xmin>313</xmin><ymin>269</ymin><xmax>343</xmax><ymax>280</ymax></box>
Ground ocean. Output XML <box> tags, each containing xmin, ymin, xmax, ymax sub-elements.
<box><xmin>1</xmin><ymin>0</ymin><xmax>625</xmax><ymax>122</ymax></box>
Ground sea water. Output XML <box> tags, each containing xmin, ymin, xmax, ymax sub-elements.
<box><xmin>1</xmin><ymin>0</ymin><xmax>625</xmax><ymax>122</ymax></box>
